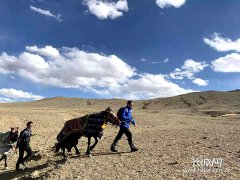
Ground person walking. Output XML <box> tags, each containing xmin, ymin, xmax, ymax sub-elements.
<box><xmin>16</xmin><ymin>121</ymin><xmax>34</xmax><ymax>171</ymax></box>
<box><xmin>111</xmin><ymin>100</ymin><xmax>138</xmax><ymax>152</ymax></box>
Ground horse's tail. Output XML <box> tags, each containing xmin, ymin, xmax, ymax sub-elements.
<box><xmin>56</xmin><ymin>129</ymin><xmax>64</xmax><ymax>142</ymax></box>
<box><xmin>55</xmin><ymin>142</ymin><xmax>61</xmax><ymax>152</ymax></box>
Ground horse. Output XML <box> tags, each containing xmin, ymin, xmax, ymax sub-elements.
<box><xmin>55</xmin><ymin>107</ymin><xmax>120</xmax><ymax>157</ymax></box>
<box><xmin>0</xmin><ymin>127</ymin><xmax>19</xmax><ymax>168</ymax></box>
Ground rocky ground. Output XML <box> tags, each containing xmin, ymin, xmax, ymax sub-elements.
<box><xmin>0</xmin><ymin>92</ymin><xmax>240</xmax><ymax>179</ymax></box>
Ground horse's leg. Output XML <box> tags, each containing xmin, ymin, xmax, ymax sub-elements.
<box><xmin>1</xmin><ymin>155</ymin><xmax>7</xmax><ymax>168</ymax></box>
<box><xmin>62</xmin><ymin>147</ymin><xmax>66</xmax><ymax>158</ymax></box>
<box><xmin>0</xmin><ymin>155</ymin><xmax>7</xmax><ymax>167</ymax></box>
<box><xmin>74</xmin><ymin>145</ymin><xmax>80</xmax><ymax>155</ymax></box>
<box><xmin>90</xmin><ymin>136</ymin><xmax>98</xmax><ymax>151</ymax></box>
<box><xmin>0</xmin><ymin>155</ymin><xmax>3</xmax><ymax>161</ymax></box>
<box><xmin>3</xmin><ymin>155</ymin><xmax>7</xmax><ymax>168</ymax></box>
<box><xmin>74</xmin><ymin>136</ymin><xmax>80</xmax><ymax>155</ymax></box>
<box><xmin>56</xmin><ymin>142</ymin><xmax>61</xmax><ymax>152</ymax></box>
<box><xmin>74</xmin><ymin>135</ymin><xmax>81</xmax><ymax>155</ymax></box>
<box><xmin>86</xmin><ymin>136</ymin><xmax>91</xmax><ymax>156</ymax></box>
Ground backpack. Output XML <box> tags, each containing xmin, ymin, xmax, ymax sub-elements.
<box><xmin>117</xmin><ymin>107</ymin><xmax>125</xmax><ymax>121</ymax></box>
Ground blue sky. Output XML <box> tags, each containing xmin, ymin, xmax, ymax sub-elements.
<box><xmin>0</xmin><ymin>0</ymin><xmax>240</xmax><ymax>102</ymax></box>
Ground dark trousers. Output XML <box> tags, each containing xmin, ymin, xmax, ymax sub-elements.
<box><xmin>112</xmin><ymin>126</ymin><xmax>135</xmax><ymax>149</ymax></box>
<box><xmin>16</xmin><ymin>145</ymin><xmax>33</xmax><ymax>169</ymax></box>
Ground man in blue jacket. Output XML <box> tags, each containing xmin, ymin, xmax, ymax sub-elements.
<box><xmin>111</xmin><ymin>100</ymin><xmax>138</xmax><ymax>152</ymax></box>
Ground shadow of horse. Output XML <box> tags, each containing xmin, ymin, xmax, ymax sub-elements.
<box><xmin>69</xmin><ymin>151</ymin><xmax>131</xmax><ymax>159</ymax></box>
<box><xmin>0</xmin><ymin>158</ymin><xmax>67</xmax><ymax>180</ymax></box>
<box><xmin>0</xmin><ymin>151</ymin><xmax>132</xmax><ymax>179</ymax></box>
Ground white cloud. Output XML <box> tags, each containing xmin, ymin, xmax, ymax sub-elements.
<box><xmin>0</xmin><ymin>97</ymin><xmax>13</xmax><ymax>103</ymax></box>
<box><xmin>151</xmin><ymin>61</ymin><xmax>161</xmax><ymax>64</ymax></box>
<box><xmin>83</xmin><ymin>0</ymin><xmax>128</xmax><ymax>20</ymax></box>
<box><xmin>141</xmin><ymin>58</ymin><xmax>169</xmax><ymax>64</ymax></box>
<box><xmin>0</xmin><ymin>45</ymin><xmax>194</xmax><ymax>99</ymax></box>
<box><xmin>204</xmin><ymin>33</ymin><xmax>240</xmax><ymax>52</ymax></box>
<box><xmin>26</xmin><ymin>45</ymin><xmax>60</xmax><ymax>57</ymax></box>
<box><xmin>0</xmin><ymin>88</ymin><xmax>44</xmax><ymax>101</ymax></box>
<box><xmin>170</xmin><ymin>59</ymin><xmax>208</xmax><ymax>80</ymax></box>
<box><xmin>156</xmin><ymin>0</ymin><xmax>186</xmax><ymax>8</ymax></box>
<box><xmin>30</xmin><ymin>0</ymin><xmax>45</xmax><ymax>2</ymax></box>
<box><xmin>192</xmin><ymin>78</ymin><xmax>208</xmax><ymax>86</ymax></box>
<box><xmin>211</xmin><ymin>53</ymin><xmax>240</xmax><ymax>72</ymax></box>
<box><xmin>30</xmin><ymin>5</ymin><xmax>62</xmax><ymax>22</ymax></box>
<box><xmin>10</xmin><ymin>76</ymin><xmax>15</xmax><ymax>80</ymax></box>
<box><xmin>163</xmin><ymin>58</ymin><xmax>169</xmax><ymax>63</ymax></box>
<box><xmin>0</xmin><ymin>46</ymin><xmax>135</xmax><ymax>89</ymax></box>
<box><xmin>113</xmin><ymin>73</ymin><xmax>193</xmax><ymax>99</ymax></box>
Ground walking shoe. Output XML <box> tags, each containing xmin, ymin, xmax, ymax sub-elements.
<box><xmin>110</xmin><ymin>145</ymin><xmax>118</xmax><ymax>152</ymax></box>
<box><xmin>131</xmin><ymin>147</ymin><xmax>138</xmax><ymax>152</ymax></box>
<box><xmin>22</xmin><ymin>162</ymin><xmax>26</xmax><ymax>167</ymax></box>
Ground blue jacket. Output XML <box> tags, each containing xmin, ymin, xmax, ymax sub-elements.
<box><xmin>120</xmin><ymin>106</ymin><xmax>136</xmax><ymax>129</ymax></box>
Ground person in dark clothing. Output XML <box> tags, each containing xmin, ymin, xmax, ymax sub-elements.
<box><xmin>16</xmin><ymin>121</ymin><xmax>33</xmax><ymax>171</ymax></box>
<box><xmin>111</xmin><ymin>100</ymin><xmax>138</xmax><ymax>152</ymax></box>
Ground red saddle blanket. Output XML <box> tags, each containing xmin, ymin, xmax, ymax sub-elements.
<box><xmin>57</xmin><ymin>115</ymin><xmax>88</xmax><ymax>142</ymax></box>
<box><xmin>57</xmin><ymin>112</ymin><xmax>106</xmax><ymax>142</ymax></box>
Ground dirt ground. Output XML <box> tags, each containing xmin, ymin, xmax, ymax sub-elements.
<box><xmin>0</xmin><ymin>96</ymin><xmax>240</xmax><ymax>179</ymax></box>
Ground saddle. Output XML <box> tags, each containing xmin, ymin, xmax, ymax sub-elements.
<box><xmin>57</xmin><ymin>111</ymin><xmax>106</xmax><ymax>142</ymax></box>
<box><xmin>57</xmin><ymin>116</ymin><xmax>87</xmax><ymax>142</ymax></box>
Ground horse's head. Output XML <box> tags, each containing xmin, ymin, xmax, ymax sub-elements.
<box><xmin>9</xmin><ymin>127</ymin><xmax>19</xmax><ymax>143</ymax></box>
<box><xmin>105</xmin><ymin>107</ymin><xmax>120</xmax><ymax>126</ymax></box>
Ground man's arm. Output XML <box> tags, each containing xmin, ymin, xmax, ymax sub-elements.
<box><xmin>16</xmin><ymin>130</ymin><xmax>25</xmax><ymax>148</ymax></box>
<box><xmin>129</xmin><ymin>110</ymin><xmax>136</xmax><ymax>126</ymax></box>
<box><xmin>121</xmin><ymin>108</ymin><xmax>136</xmax><ymax>126</ymax></box>
<box><xmin>130</xmin><ymin>118</ymin><xmax>136</xmax><ymax>126</ymax></box>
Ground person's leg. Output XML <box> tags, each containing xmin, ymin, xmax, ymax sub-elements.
<box><xmin>111</xmin><ymin>128</ymin><xmax>124</xmax><ymax>152</ymax></box>
<box><xmin>16</xmin><ymin>147</ymin><xmax>24</xmax><ymax>170</ymax></box>
<box><xmin>124</xmin><ymin>128</ymin><xmax>138</xmax><ymax>152</ymax></box>
<box><xmin>22</xmin><ymin>146</ymin><xmax>33</xmax><ymax>163</ymax></box>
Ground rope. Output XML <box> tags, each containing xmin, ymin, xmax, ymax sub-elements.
<box><xmin>101</xmin><ymin>114</ymin><xmax>107</xmax><ymax>129</ymax></box>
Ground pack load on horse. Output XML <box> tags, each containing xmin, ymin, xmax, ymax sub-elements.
<box><xmin>0</xmin><ymin>127</ymin><xmax>19</xmax><ymax>168</ymax></box>
<box><xmin>55</xmin><ymin>107</ymin><xmax>120</xmax><ymax>157</ymax></box>
<box><xmin>56</xmin><ymin>115</ymin><xmax>87</xmax><ymax>143</ymax></box>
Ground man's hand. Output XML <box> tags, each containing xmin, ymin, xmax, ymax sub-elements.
<box><xmin>12</xmin><ymin>146</ymin><xmax>18</xmax><ymax>154</ymax></box>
